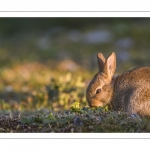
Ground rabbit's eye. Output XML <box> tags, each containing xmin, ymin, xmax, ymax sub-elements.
<box><xmin>96</xmin><ymin>89</ymin><xmax>101</xmax><ymax>94</ymax></box>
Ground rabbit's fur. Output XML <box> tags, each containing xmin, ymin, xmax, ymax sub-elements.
<box><xmin>86</xmin><ymin>52</ymin><xmax>150</xmax><ymax>116</ymax></box>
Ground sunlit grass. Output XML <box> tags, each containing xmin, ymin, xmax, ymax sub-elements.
<box><xmin>0</xmin><ymin>62</ymin><xmax>90</xmax><ymax>112</ymax></box>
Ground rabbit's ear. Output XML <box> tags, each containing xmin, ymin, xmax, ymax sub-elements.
<box><xmin>104</xmin><ymin>52</ymin><xmax>116</xmax><ymax>80</ymax></box>
<box><xmin>97</xmin><ymin>53</ymin><xmax>106</xmax><ymax>72</ymax></box>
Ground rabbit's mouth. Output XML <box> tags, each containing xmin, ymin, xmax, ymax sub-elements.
<box><xmin>89</xmin><ymin>99</ymin><xmax>106</xmax><ymax>107</ymax></box>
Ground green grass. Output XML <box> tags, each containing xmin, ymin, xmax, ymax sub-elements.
<box><xmin>0</xmin><ymin>106</ymin><xmax>150</xmax><ymax>133</ymax></box>
<box><xmin>0</xmin><ymin>63</ymin><xmax>88</xmax><ymax>112</ymax></box>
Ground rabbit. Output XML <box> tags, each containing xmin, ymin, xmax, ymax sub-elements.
<box><xmin>86</xmin><ymin>52</ymin><xmax>150</xmax><ymax>116</ymax></box>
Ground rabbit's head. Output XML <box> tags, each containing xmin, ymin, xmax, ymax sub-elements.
<box><xmin>86</xmin><ymin>52</ymin><xmax>116</xmax><ymax>107</ymax></box>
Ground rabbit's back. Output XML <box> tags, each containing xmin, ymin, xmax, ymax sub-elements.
<box><xmin>111</xmin><ymin>67</ymin><xmax>150</xmax><ymax>115</ymax></box>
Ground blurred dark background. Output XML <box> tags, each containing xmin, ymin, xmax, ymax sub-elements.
<box><xmin>0</xmin><ymin>18</ymin><xmax>150</xmax><ymax>72</ymax></box>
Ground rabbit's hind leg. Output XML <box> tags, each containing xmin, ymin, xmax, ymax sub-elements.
<box><xmin>128</xmin><ymin>90</ymin><xmax>150</xmax><ymax>116</ymax></box>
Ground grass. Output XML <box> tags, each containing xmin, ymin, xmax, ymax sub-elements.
<box><xmin>0</xmin><ymin>63</ymin><xmax>88</xmax><ymax>112</ymax></box>
<box><xmin>0</xmin><ymin>106</ymin><xmax>150</xmax><ymax>133</ymax></box>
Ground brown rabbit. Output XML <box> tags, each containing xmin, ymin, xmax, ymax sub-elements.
<box><xmin>86</xmin><ymin>52</ymin><xmax>150</xmax><ymax>116</ymax></box>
